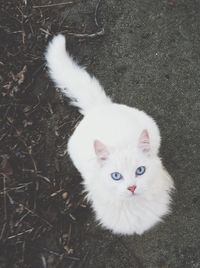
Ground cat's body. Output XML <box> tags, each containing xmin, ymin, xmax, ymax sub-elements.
<box><xmin>46</xmin><ymin>35</ymin><xmax>174</xmax><ymax>235</ymax></box>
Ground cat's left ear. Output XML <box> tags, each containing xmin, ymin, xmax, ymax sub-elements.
<box><xmin>138</xmin><ymin>129</ymin><xmax>150</xmax><ymax>153</ymax></box>
<box><xmin>94</xmin><ymin>140</ymin><xmax>109</xmax><ymax>160</ymax></box>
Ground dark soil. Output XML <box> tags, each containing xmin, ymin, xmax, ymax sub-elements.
<box><xmin>0</xmin><ymin>0</ymin><xmax>103</xmax><ymax>267</ymax></box>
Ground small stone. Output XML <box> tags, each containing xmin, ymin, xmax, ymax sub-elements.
<box><xmin>62</xmin><ymin>192</ymin><xmax>68</xmax><ymax>200</ymax></box>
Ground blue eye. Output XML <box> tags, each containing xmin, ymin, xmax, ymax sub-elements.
<box><xmin>111</xmin><ymin>172</ymin><xmax>123</xmax><ymax>181</ymax></box>
<box><xmin>135</xmin><ymin>166</ymin><xmax>146</xmax><ymax>176</ymax></box>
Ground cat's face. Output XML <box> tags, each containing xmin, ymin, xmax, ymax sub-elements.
<box><xmin>94</xmin><ymin>130</ymin><xmax>160</xmax><ymax>199</ymax></box>
<box><xmin>97</xmin><ymin>149</ymin><xmax>159</xmax><ymax>199</ymax></box>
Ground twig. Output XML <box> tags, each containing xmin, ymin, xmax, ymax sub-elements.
<box><xmin>40</xmin><ymin>28</ymin><xmax>52</xmax><ymax>37</ymax></box>
<box><xmin>7</xmin><ymin>228</ymin><xmax>34</xmax><ymax>240</ymax></box>
<box><xmin>10</xmin><ymin>197</ymin><xmax>53</xmax><ymax>228</ymax></box>
<box><xmin>22</xmin><ymin>241</ymin><xmax>26</xmax><ymax>265</ymax></box>
<box><xmin>48</xmin><ymin>102</ymin><xmax>54</xmax><ymax>115</ymax></box>
<box><xmin>94</xmin><ymin>0</ymin><xmax>103</xmax><ymax>27</ymax></box>
<box><xmin>62</xmin><ymin>28</ymin><xmax>104</xmax><ymax>38</ymax></box>
<box><xmin>64</xmin><ymin>256</ymin><xmax>80</xmax><ymax>261</ymax></box>
<box><xmin>0</xmin><ymin>103</ymin><xmax>27</xmax><ymax>107</ymax></box>
<box><xmin>0</xmin><ymin>222</ymin><xmax>7</xmax><ymax>240</ymax></box>
<box><xmin>67</xmin><ymin>224</ymin><xmax>72</xmax><ymax>247</ymax></box>
<box><xmin>31</xmin><ymin>225</ymin><xmax>43</xmax><ymax>240</ymax></box>
<box><xmin>69</xmin><ymin>214</ymin><xmax>76</xmax><ymax>221</ymax></box>
<box><xmin>77</xmin><ymin>250</ymin><xmax>90</xmax><ymax>267</ymax></box>
<box><xmin>20</xmin><ymin>202</ymin><xmax>53</xmax><ymax>228</ymax></box>
<box><xmin>43</xmin><ymin>248</ymin><xmax>80</xmax><ymax>261</ymax></box>
<box><xmin>29</xmin><ymin>153</ymin><xmax>37</xmax><ymax>172</ymax></box>
<box><xmin>3</xmin><ymin>175</ymin><xmax>7</xmax><ymax>221</ymax></box>
<box><xmin>33</xmin><ymin>2</ymin><xmax>73</xmax><ymax>8</ymax></box>
<box><xmin>14</xmin><ymin>211</ymin><xmax>30</xmax><ymax>227</ymax></box>
<box><xmin>50</xmin><ymin>189</ymin><xmax>64</xmax><ymax>197</ymax></box>
<box><xmin>23</xmin><ymin>98</ymin><xmax>40</xmax><ymax>115</ymax></box>
<box><xmin>57</xmin><ymin>121</ymin><xmax>68</xmax><ymax>130</ymax></box>
<box><xmin>40</xmin><ymin>254</ymin><xmax>47</xmax><ymax>268</ymax></box>
<box><xmin>22</xmin><ymin>169</ymin><xmax>51</xmax><ymax>184</ymax></box>
<box><xmin>43</xmin><ymin>248</ymin><xmax>63</xmax><ymax>257</ymax></box>
<box><xmin>37</xmin><ymin>174</ymin><xmax>51</xmax><ymax>184</ymax></box>
<box><xmin>6</xmin><ymin>192</ymin><xmax>14</xmax><ymax>205</ymax></box>
<box><xmin>61</xmin><ymin>0</ymin><xmax>104</xmax><ymax>38</ymax></box>
<box><xmin>0</xmin><ymin>182</ymin><xmax>33</xmax><ymax>195</ymax></box>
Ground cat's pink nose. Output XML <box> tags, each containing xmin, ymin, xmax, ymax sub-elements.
<box><xmin>127</xmin><ymin>185</ymin><xmax>137</xmax><ymax>193</ymax></box>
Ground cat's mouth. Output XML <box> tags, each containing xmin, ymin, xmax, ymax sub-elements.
<box><xmin>122</xmin><ymin>191</ymin><xmax>138</xmax><ymax>199</ymax></box>
<box><xmin>129</xmin><ymin>192</ymin><xmax>138</xmax><ymax>197</ymax></box>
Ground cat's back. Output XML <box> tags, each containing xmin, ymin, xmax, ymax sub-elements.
<box><xmin>68</xmin><ymin>103</ymin><xmax>160</xmax><ymax>161</ymax></box>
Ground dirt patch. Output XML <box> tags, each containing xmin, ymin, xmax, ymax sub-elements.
<box><xmin>0</xmin><ymin>0</ymin><xmax>103</xmax><ymax>267</ymax></box>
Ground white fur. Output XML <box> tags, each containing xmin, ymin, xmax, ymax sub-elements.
<box><xmin>46</xmin><ymin>35</ymin><xmax>174</xmax><ymax>235</ymax></box>
<box><xmin>45</xmin><ymin>34</ymin><xmax>111</xmax><ymax>115</ymax></box>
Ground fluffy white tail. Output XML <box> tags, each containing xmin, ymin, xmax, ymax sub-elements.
<box><xmin>45</xmin><ymin>35</ymin><xmax>111</xmax><ymax>115</ymax></box>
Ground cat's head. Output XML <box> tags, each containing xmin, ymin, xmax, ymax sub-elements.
<box><xmin>93</xmin><ymin>129</ymin><xmax>162</xmax><ymax>200</ymax></box>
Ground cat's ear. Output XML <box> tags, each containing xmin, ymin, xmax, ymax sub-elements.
<box><xmin>138</xmin><ymin>129</ymin><xmax>150</xmax><ymax>152</ymax></box>
<box><xmin>94</xmin><ymin>140</ymin><xmax>109</xmax><ymax>160</ymax></box>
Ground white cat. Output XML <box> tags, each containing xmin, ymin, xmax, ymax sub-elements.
<box><xmin>45</xmin><ymin>35</ymin><xmax>174</xmax><ymax>235</ymax></box>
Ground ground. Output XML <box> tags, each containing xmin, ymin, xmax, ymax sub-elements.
<box><xmin>0</xmin><ymin>0</ymin><xmax>200</xmax><ymax>267</ymax></box>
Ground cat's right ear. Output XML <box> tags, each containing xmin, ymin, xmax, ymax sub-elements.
<box><xmin>94</xmin><ymin>140</ymin><xmax>109</xmax><ymax>160</ymax></box>
<box><xmin>138</xmin><ymin>129</ymin><xmax>150</xmax><ymax>153</ymax></box>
